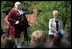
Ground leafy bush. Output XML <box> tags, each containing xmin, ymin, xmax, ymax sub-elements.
<box><xmin>1</xmin><ymin>1</ymin><xmax>71</xmax><ymax>42</ymax></box>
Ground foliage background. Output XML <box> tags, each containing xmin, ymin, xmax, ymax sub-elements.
<box><xmin>1</xmin><ymin>1</ymin><xmax>71</xmax><ymax>42</ymax></box>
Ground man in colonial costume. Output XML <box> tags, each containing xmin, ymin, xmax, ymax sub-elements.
<box><xmin>7</xmin><ymin>1</ymin><xmax>30</xmax><ymax>48</ymax></box>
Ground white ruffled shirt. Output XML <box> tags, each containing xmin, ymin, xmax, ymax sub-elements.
<box><xmin>18</xmin><ymin>10</ymin><xmax>25</xmax><ymax>15</ymax></box>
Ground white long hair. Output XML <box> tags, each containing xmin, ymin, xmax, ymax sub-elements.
<box><xmin>13</xmin><ymin>1</ymin><xmax>21</xmax><ymax>10</ymax></box>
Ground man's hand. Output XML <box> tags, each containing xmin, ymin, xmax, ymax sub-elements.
<box><xmin>15</xmin><ymin>21</ymin><xmax>19</xmax><ymax>24</ymax></box>
<box><xmin>27</xmin><ymin>27</ymin><xmax>30</xmax><ymax>31</ymax></box>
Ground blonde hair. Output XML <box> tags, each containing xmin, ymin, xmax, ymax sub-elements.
<box><xmin>13</xmin><ymin>1</ymin><xmax>21</xmax><ymax>10</ymax></box>
<box><xmin>53</xmin><ymin>10</ymin><xmax>58</xmax><ymax>15</ymax></box>
<box><xmin>31</xmin><ymin>30</ymin><xmax>46</xmax><ymax>42</ymax></box>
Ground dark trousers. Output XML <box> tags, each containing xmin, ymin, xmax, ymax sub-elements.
<box><xmin>49</xmin><ymin>35</ymin><xmax>55</xmax><ymax>40</ymax></box>
<box><xmin>54</xmin><ymin>33</ymin><xmax>62</xmax><ymax>46</ymax></box>
<box><xmin>23</xmin><ymin>28</ymin><xmax>28</xmax><ymax>42</ymax></box>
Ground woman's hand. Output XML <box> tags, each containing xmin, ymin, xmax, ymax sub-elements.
<box><xmin>54</xmin><ymin>30</ymin><xmax>60</xmax><ymax>37</ymax></box>
<box><xmin>54</xmin><ymin>30</ymin><xmax>59</xmax><ymax>34</ymax></box>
